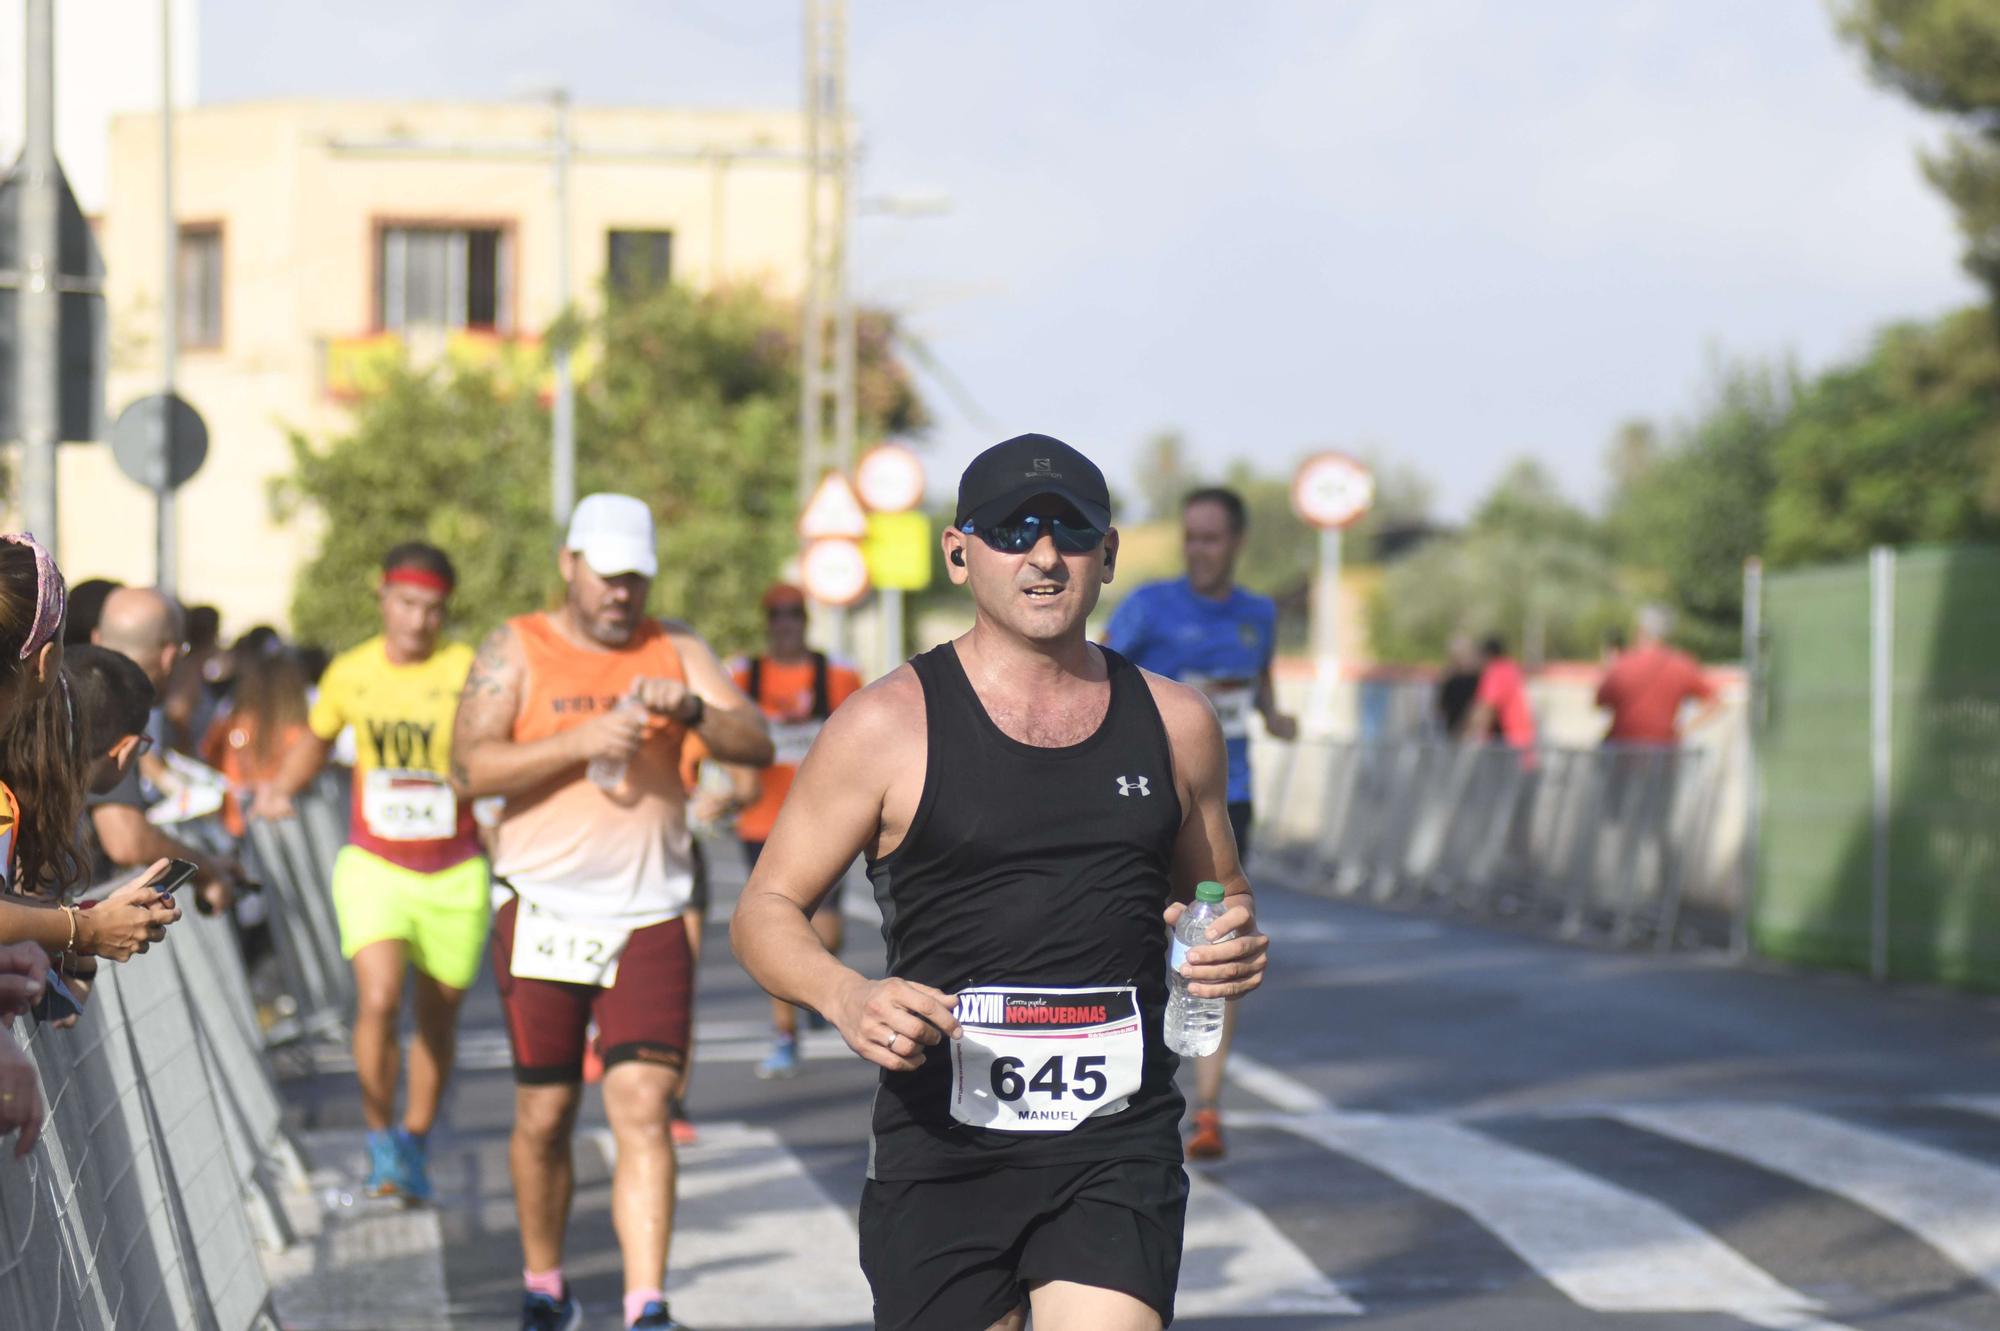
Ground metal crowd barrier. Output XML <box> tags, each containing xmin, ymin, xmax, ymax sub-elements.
<box><xmin>0</xmin><ymin>925</ymin><xmax>289</xmax><ymax>1330</ymax></box>
<box><xmin>244</xmin><ymin>774</ymin><xmax>355</xmax><ymax>1043</ymax></box>
<box><xmin>1256</xmin><ymin>739</ymin><xmax>1734</xmax><ymax>949</ymax></box>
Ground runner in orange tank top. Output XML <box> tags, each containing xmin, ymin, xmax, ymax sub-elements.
<box><xmin>718</xmin><ymin>583</ymin><xmax>863</xmax><ymax>1081</ymax></box>
<box><xmin>451</xmin><ymin>494</ymin><xmax>771</xmax><ymax>1331</ymax></box>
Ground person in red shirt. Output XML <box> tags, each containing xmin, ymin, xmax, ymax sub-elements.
<box><xmin>1596</xmin><ymin>606</ymin><xmax>1722</xmax><ymax>745</ymax></box>
<box><xmin>722</xmin><ymin>584</ymin><xmax>863</xmax><ymax>1081</ymax></box>
<box><xmin>1466</xmin><ymin>635</ymin><xmax>1536</xmax><ymax>749</ymax></box>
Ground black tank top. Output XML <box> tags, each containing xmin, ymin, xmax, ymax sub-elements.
<box><xmin>865</xmin><ymin>642</ymin><xmax>1187</xmax><ymax>1180</ymax></box>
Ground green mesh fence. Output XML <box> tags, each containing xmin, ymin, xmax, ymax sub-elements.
<box><xmin>1754</xmin><ymin>545</ymin><xmax>2000</xmax><ymax>987</ymax></box>
<box><xmin>1883</xmin><ymin>547</ymin><xmax>2000</xmax><ymax>986</ymax></box>
<box><xmin>1753</xmin><ymin>558</ymin><xmax>1873</xmax><ymax>971</ymax></box>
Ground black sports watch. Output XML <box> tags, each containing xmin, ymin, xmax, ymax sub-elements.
<box><xmin>680</xmin><ymin>693</ymin><xmax>706</xmax><ymax>729</ymax></box>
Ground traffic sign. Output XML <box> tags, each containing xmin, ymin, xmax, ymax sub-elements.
<box><xmin>798</xmin><ymin>471</ymin><xmax>870</xmax><ymax>541</ymax></box>
<box><xmin>110</xmin><ymin>393</ymin><xmax>208</xmax><ymax>492</ymax></box>
<box><xmin>856</xmin><ymin>444</ymin><xmax>926</xmax><ymax>514</ymax></box>
<box><xmin>0</xmin><ymin>159</ymin><xmax>106</xmax><ymax>442</ymax></box>
<box><xmin>864</xmin><ymin>512</ymin><xmax>934</xmax><ymax>591</ymax></box>
<box><xmin>1291</xmin><ymin>452</ymin><xmax>1375</xmax><ymax>530</ymax></box>
<box><xmin>801</xmin><ymin>537</ymin><xmax>870</xmax><ymax>606</ymax></box>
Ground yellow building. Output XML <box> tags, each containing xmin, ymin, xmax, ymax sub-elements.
<box><xmin>65</xmin><ymin>98</ymin><xmax>810</xmax><ymax>631</ymax></box>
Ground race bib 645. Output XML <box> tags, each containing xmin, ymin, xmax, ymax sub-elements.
<box><xmin>947</xmin><ymin>985</ymin><xmax>1143</xmax><ymax>1133</ymax></box>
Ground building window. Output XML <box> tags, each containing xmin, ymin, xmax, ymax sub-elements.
<box><xmin>177</xmin><ymin>225</ymin><xmax>223</xmax><ymax>349</ymax></box>
<box><xmin>377</xmin><ymin>225</ymin><xmax>512</xmax><ymax>333</ymax></box>
<box><xmin>607</xmin><ymin>229</ymin><xmax>673</xmax><ymax>297</ymax></box>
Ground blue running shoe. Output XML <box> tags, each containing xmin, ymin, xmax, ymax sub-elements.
<box><xmin>520</xmin><ymin>1287</ymin><xmax>583</xmax><ymax>1331</ymax></box>
<box><xmin>364</xmin><ymin>1129</ymin><xmax>400</xmax><ymax>1197</ymax></box>
<box><xmin>754</xmin><ymin>1035</ymin><xmax>800</xmax><ymax>1080</ymax></box>
<box><xmin>393</xmin><ymin>1127</ymin><xmax>433</xmax><ymax>1202</ymax></box>
<box><xmin>631</xmin><ymin>1300</ymin><xmax>693</xmax><ymax>1329</ymax></box>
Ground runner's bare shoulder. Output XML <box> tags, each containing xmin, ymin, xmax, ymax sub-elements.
<box><xmin>1132</xmin><ymin>667</ymin><xmax>1226</xmax><ymax>800</ymax></box>
<box><xmin>1134</xmin><ymin>667</ymin><xmax>1223</xmax><ymax>740</ymax></box>
<box><xmin>790</xmin><ymin>663</ymin><xmax>920</xmax><ymax>778</ymax></box>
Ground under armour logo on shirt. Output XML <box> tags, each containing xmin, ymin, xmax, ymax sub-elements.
<box><xmin>1117</xmin><ymin>775</ymin><xmax>1151</xmax><ymax>798</ymax></box>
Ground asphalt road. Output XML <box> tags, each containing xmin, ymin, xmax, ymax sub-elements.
<box><xmin>271</xmin><ymin>842</ymin><xmax>2000</xmax><ymax>1331</ymax></box>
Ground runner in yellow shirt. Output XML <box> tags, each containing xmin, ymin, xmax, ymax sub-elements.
<box><xmin>257</xmin><ymin>542</ymin><xmax>487</xmax><ymax>1201</ymax></box>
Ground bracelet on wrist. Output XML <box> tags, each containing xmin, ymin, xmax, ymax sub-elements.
<box><xmin>682</xmin><ymin>694</ymin><xmax>706</xmax><ymax>728</ymax></box>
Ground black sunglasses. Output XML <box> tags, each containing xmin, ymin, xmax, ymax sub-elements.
<box><xmin>960</xmin><ymin>515</ymin><xmax>1105</xmax><ymax>555</ymax></box>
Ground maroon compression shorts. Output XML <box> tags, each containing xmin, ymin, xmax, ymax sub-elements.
<box><xmin>491</xmin><ymin>896</ymin><xmax>693</xmax><ymax>1085</ymax></box>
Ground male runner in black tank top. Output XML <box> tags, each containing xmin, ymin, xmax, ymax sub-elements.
<box><xmin>734</xmin><ymin>434</ymin><xmax>1271</xmax><ymax>1331</ymax></box>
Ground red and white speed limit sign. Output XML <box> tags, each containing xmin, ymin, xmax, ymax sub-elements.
<box><xmin>856</xmin><ymin>443</ymin><xmax>926</xmax><ymax>514</ymax></box>
<box><xmin>1291</xmin><ymin>452</ymin><xmax>1375</xmax><ymax>530</ymax></box>
<box><xmin>800</xmin><ymin>537</ymin><xmax>871</xmax><ymax>607</ymax></box>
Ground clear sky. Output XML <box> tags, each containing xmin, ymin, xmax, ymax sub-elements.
<box><xmin>203</xmin><ymin>0</ymin><xmax>1979</xmax><ymax>519</ymax></box>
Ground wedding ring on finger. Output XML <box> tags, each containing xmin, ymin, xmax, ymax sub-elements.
<box><xmin>882</xmin><ymin>1031</ymin><xmax>899</xmax><ymax>1052</ymax></box>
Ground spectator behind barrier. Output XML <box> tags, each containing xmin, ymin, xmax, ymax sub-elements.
<box><xmin>0</xmin><ymin>544</ymin><xmax>179</xmax><ymax>962</ymax></box>
<box><xmin>0</xmin><ymin>938</ymin><xmax>49</xmax><ymax>1155</ymax></box>
<box><xmin>87</xmin><ymin>587</ymin><xmax>242</xmax><ymax>916</ymax></box>
<box><xmin>1596</xmin><ymin>604</ymin><xmax>1723</xmax><ymax>745</ymax></box>
<box><xmin>1465</xmin><ymin>634</ymin><xmax>1537</xmax><ymax>749</ymax></box>
<box><xmin>60</xmin><ymin>576</ymin><xmax>121</xmax><ymax>648</ymax></box>
<box><xmin>162</xmin><ymin>602</ymin><xmax>224</xmax><ymax>754</ymax></box>
<box><xmin>202</xmin><ymin>634</ymin><xmax>310</xmax><ymax>839</ymax></box>
<box><xmin>1435</xmin><ymin>633</ymin><xmax>1483</xmax><ymax>738</ymax></box>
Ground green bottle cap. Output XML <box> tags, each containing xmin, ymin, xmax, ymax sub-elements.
<box><xmin>1195</xmin><ymin>881</ymin><xmax>1226</xmax><ymax>903</ymax></box>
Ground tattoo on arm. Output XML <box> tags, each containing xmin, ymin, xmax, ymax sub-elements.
<box><xmin>465</xmin><ymin>626</ymin><xmax>515</xmax><ymax>699</ymax></box>
<box><xmin>453</xmin><ymin>626</ymin><xmax>522</xmax><ymax>760</ymax></box>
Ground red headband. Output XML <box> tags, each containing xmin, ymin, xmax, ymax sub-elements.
<box><xmin>383</xmin><ymin>567</ymin><xmax>452</xmax><ymax>595</ymax></box>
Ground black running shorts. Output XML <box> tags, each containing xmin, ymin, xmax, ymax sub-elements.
<box><xmin>858</xmin><ymin>1156</ymin><xmax>1188</xmax><ymax>1330</ymax></box>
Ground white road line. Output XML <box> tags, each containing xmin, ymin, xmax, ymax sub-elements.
<box><xmin>1620</xmin><ymin>1103</ymin><xmax>2000</xmax><ymax>1295</ymax></box>
<box><xmin>592</xmin><ymin>1122</ymin><xmax>875</xmax><ymax>1328</ymax></box>
<box><xmin>1178</xmin><ymin>1170</ymin><xmax>1362</xmax><ymax>1317</ymax></box>
<box><xmin>1936</xmin><ymin>1093</ymin><xmax>2000</xmax><ymax>1121</ymax></box>
<box><xmin>1224</xmin><ymin>1051</ymin><xmax>1335</xmax><ymax>1115</ymax></box>
<box><xmin>598</xmin><ymin>1120</ymin><xmax>1355</xmax><ymax>1322</ymax></box>
<box><xmin>1268</xmin><ymin>1112</ymin><xmax>1847</xmax><ymax>1323</ymax></box>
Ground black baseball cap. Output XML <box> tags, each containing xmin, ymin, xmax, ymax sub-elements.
<box><xmin>953</xmin><ymin>433</ymin><xmax>1112</xmax><ymax>530</ymax></box>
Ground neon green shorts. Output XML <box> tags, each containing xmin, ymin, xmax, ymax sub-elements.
<box><xmin>330</xmin><ymin>845</ymin><xmax>492</xmax><ymax>991</ymax></box>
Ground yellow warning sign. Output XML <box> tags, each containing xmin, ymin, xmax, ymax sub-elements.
<box><xmin>864</xmin><ymin>512</ymin><xmax>934</xmax><ymax>592</ymax></box>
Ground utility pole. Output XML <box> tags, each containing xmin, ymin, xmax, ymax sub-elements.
<box><xmin>157</xmin><ymin>0</ymin><xmax>178</xmax><ymax>594</ymax></box>
<box><xmin>800</xmin><ymin>0</ymin><xmax>853</xmax><ymax>500</ymax></box>
<box><xmin>550</xmin><ymin>89</ymin><xmax>575</xmax><ymax>529</ymax></box>
<box><xmin>19</xmin><ymin>0</ymin><xmax>59</xmax><ymax>547</ymax></box>
<box><xmin>801</xmin><ymin>0</ymin><xmax>855</xmax><ymax>654</ymax></box>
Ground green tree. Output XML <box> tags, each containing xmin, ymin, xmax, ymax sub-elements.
<box><xmin>1838</xmin><ymin>0</ymin><xmax>2000</xmax><ymax>304</ymax></box>
<box><xmin>273</xmin><ymin>364</ymin><xmax>555</xmax><ymax>650</ymax></box>
<box><xmin>1765</xmin><ymin>308</ymin><xmax>2000</xmax><ymax>563</ymax></box>
<box><xmin>278</xmin><ymin>284</ymin><xmax>926</xmax><ymax>656</ymax></box>
<box><xmin>1369</xmin><ymin>459</ymin><xmax>1625</xmax><ymax>666</ymax></box>
<box><xmin>1136</xmin><ymin>430</ymin><xmax>1193</xmax><ymax>522</ymax></box>
<box><xmin>1607</xmin><ymin>361</ymin><xmax>1790</xmax><ymax>659</ymax></box>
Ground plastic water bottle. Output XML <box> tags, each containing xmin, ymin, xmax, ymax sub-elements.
<box><xmin>1165</xmin><ymin>880</ymin><xmax>1233</xmax><ymax>1056</ymax></box>
<box><xmin>587</xmin><ymin>689</ymin><xmax>648</xmax><ymax>791</ymax></box>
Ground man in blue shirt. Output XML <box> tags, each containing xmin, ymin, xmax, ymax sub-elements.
<box><xmin>1105</xmin><ymin>486</ymin><xmax>1296</xmax><ymax>1162</ymax></box>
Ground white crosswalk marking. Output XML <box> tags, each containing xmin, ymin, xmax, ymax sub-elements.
<box><xmin>1178</xmin><ymin>1170</ymin><xmax>1362</xmax><ymax>1317</ymax></box>
<box><xmin>1265</xmin><ymin>1111</ymin><xmax>1851</xmax><ymax>1323</ymax></box>
<box><xmin>1619</xmin><ymin>1103</ymin><xmax>2000</xmax><ymax>1295</ymax></box>
<box><xmin>595</xmin><ymin>1120</ymin><xmax>1355</xmax><ymax>1325</ymax></box>
<box><xmin>592</xmin><ymin>1122</ymin><xmax>876</xmax><ymax>1328</ymax></box>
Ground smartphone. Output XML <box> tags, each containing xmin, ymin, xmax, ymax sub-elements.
<box><xmin>151</xmin><ymin>859</ymin><xmax>201</xmax><ymax>895</ymax></box>
<box><xmin>31</xmin><ymin>972</ymin><xmax>80</xmax><ymax>1024</ymax></box>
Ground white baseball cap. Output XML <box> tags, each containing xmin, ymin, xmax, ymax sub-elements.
<box><xmin>565</xmin><ymin>493</ymin><xmax>658</xmax><ymax>578</ymax></box>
